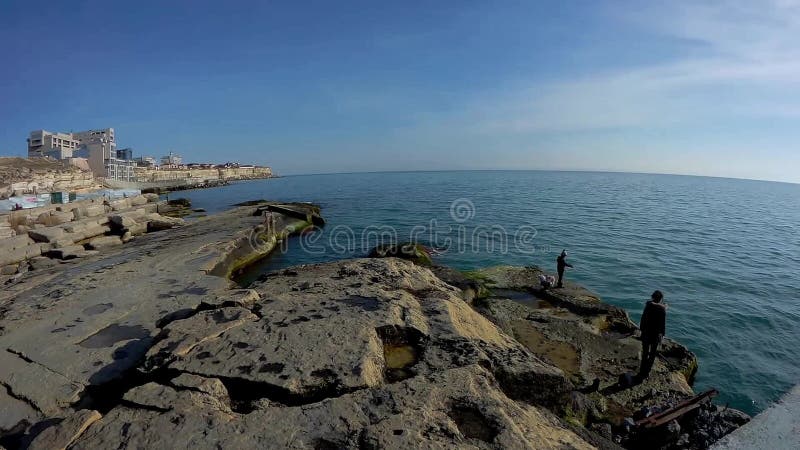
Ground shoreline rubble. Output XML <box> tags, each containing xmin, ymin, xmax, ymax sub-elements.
<box><xmin>0</xmin><ymin>202</ymin><xmax>749</xmax><ymax>449</ymax></box>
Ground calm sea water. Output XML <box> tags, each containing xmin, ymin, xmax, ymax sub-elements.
<box><xmin>171</xmin><ymin>171</ymin><xmax>800</xmax><ymax>415</ymax></box>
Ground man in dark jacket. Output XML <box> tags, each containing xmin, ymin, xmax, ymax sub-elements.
<box><xmin>556</xmin><ymin>250</ymin><xmax>573</xmax><ymax>288</ymax></box>
<box><xmin>637</xmin><ymin>290</ymin><xmax>667</xmax><ymax>380</ymax></box>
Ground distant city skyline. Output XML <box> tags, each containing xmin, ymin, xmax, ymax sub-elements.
<box><xmin>1</xmin><ymin>1</ymin><xmax>799</xmax><ymax>183</ymax></box>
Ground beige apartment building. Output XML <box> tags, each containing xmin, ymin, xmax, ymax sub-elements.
<box><xmin>27</xmin><ymin>130</ymin><xmax>82</xmax><ymax>159</ymax></box>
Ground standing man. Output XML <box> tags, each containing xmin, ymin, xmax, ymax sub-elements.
<box><xmin>638</xmin><ymin>290</ymin><xmax>667</xmax><ymax>381</ymax></box>
<box><xmin>556</xmin><ymin>250</ymin><xmax>573</xmax><ymax>288</ymax></box>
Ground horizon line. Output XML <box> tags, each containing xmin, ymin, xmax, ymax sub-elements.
<box><xmin>276</xmin><ymin>168</ymin><xmax>800</xmax><ymax>186</ymax></box>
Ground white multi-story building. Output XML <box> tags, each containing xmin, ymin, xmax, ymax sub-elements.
<box><xmin>27</xmin><ymin>128</ymin><xmax>136</xmax><ymax>181</ymax></box>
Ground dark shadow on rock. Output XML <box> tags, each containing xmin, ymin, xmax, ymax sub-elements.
<box><xmin>87</xmin><ymin>337</ymin><xmax>154</xmax><ymax>386</ymax></box>
<box><xmin>0</xmin><ymin>417</ymin><xmax>63</xmax><ymax>450</ymax></box>
<box><xmin>448</xmin><ymin>401</ymin><xmax>498</xmax><ymax>443</ymax></box>
<box><xmin>78</xmin><ymin>324</ymin><xmax>150</xmax><ymax>349</ymax></box>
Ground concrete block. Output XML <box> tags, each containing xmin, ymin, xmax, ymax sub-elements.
<box><xmin>1</xmin><ymin>234</ymin><xmax>33</xmax><ymax>251</ymax></box>
<box><xmin>77</xmin><ymin>225</ymin><xmax>111</xmax><ymax>241</ymax></box>
<box><xmin>109</xmin><ymin>198</ymin><xmax>131</xmax><ymax>211</ymax></box>
<box><xmin>28</xmin><ymin>227</ymin><xmax>65</xmax><ymax>243</ymax></box>
<box><xmin>128</xmin><ymin>222</ymin><xmax>148</xmax><ymax>236</ymax></box>
<box><xmin>0</xmin><ymin>243</ymin><xmax>44</xmax><ymax>266</ymax></box>
<box><xmin>130</xmin><ymin>195</ymin><xmax>148</xmax><ymax>206</ymax></box>
<box><xmin>85</xmin><ymin>204</ymin><xmax>106</xmax><ymax>217</ymax></box>
<box><xmin>52</xmin><ymin>237</ymin><xmax>77</xmax><ymax>249</ymax></box>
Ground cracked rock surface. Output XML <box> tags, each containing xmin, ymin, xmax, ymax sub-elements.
<box><xmin>144</xmin><ymin>259</ymin><xmax>570</xmax><ymax>409</ymax></box>
<box><xmin>70</xmin><ymin>257</ymin><xmax>584</xmax><ymax>449</ymax></box>
<box><xmin>1</xmin><ymin>203</ymin><xmax>593</xmax><ymax>449</ymax></box>
<box><xmin>0</xmin><ymin>204</ymin><xmax>315</xmax><ymax>445</ymax></box>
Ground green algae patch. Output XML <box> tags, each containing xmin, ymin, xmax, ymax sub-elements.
<box><xmin>368</xmin><ymin>242</ymin><xmax>433</xmax><ymax>266</ymax></box>
<box><xmin>211</xmin><ymin>217</ymin><xmax>314</xmax><ymax>280</ymax></box>
<box><xmin>461</xmin><ymin>270</ymin><xmax>496</xmax><ymax>285</ymax></box>
<box><xmin>384</xmin><ymin>344</ymin><xmax>418</xmax><ymax>369</ymax></box>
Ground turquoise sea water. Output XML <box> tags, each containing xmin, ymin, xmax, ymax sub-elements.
<box><xmin>171</xmin><ymin>171</ymin><xmax>800</xmax><ymax>415</ymax></box>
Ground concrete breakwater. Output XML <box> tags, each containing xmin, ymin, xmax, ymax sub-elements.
<box><xmin>0</xmin><ymin>194</ymin><xmax>192</xmax><ymax>277</ymax></box>
<box><xmin>0</xmin><ymin>203</ymin><xmax>748</xmax><ymax>449</ymax></box>
<box><xmin>711</xmin><ymin>385</ymin><xmax>800</xmax><ymax>449</ymax></box>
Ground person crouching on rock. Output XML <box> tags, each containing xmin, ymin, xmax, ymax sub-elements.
<box><xmin>539</xmin><ymin>274</ymin><xmax>556</xmax><ymax>290</ymax></box>
<box><xmin>556</xmin><ymin>250</ymin><xmax>573</xmax><ymax>288</ymax></box>
<box><xmin>637</xmin><ymin>290</ymin><xmax>667</xmax><ymax>381</ymax></box>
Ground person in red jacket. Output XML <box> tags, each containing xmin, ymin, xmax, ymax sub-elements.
<box><xmin>637</xmin><ymin>290</ymin><xmax>667</xmax><ymax>380</ymax></box>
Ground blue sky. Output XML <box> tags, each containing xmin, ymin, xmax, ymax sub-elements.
<box><xmin>1</xmin><ymin>0</ymin><xmax>799</xmax><ymax>182</ymax></box>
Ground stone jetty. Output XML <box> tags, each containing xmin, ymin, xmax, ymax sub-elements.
<box><xmin>0</xmin><ymin>202</ymin><xmax>748</xmax><ymax>449</ymax></box>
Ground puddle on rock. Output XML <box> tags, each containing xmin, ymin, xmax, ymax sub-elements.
<box><xmin>78</xmin><ymin>324</ymin><xmax>150</xmax><ymax>348</ymax></box>
<box><xmin>384</xmin><ymin>344</ymin><xmax>417</xmax><ymax>369</ymax></box>
<box><xmin>376</xmin><ymin>325</ymin><xmax>425</xmax><ymax>382</ymax></box>
<box><xmin>383</xmin><ymin>344</ymin><xmax>419</xmax><ymax>382</ymax></box>
<box><xmin>511</xmin><ymin>320</ymin><xmax>581</xmax><ymax>377</ymax></box>
<box><xmin>490</xmin><ymin>289</ymin><xmax>554</xmax><ymax>309</ymax></box>
<box><xmin>83</xmin><ymin>303</ymin><xmax>114</xmax><ymax>315</ymax></box>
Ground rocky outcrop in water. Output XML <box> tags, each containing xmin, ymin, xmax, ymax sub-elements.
<box><xmin>443</xmin><ymin>265</ymin><xmax>748</xmax><ymax>449</ymax></box>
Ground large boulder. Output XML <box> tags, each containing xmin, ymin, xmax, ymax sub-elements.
<box><xmin>108</xmin><ymin>210</ymin><xmax>146</xmax><ymax>230</ymax></box>
<box><xmin>35</xmin><ymin>211</ymin><xmax>73</xmax><ymax>227</ymax></box>
<box><xmin>84</xmin><ymin>204</ymin><xmax>106</xmax><ymax>218</ymax></box>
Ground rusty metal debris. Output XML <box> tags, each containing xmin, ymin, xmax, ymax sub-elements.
<box><xmin>636</xmin><ymin>389</ymin><xmax>719</xmax><ymax>429</ymax></box>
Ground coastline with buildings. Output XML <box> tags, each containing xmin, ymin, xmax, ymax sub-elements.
<box><xmin>1</xmin><ymin>127</ymin><xmax>272</xmax><ymax>209</ymax></box>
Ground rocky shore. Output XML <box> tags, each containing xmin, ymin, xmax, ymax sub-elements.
<box><xmin>0</xmin><ymin>202</ymin><xmax>748</xmax><ymax>449</ymax></box>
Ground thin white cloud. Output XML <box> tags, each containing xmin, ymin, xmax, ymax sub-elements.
<box><xmin>463</xmin><ymin>0</ymin><xmax>800</xmax><ymax>133</ymax></box>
